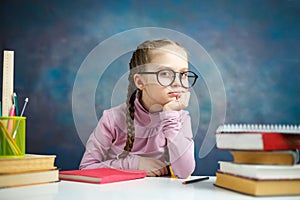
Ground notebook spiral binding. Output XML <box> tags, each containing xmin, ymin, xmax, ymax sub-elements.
<box><xmin>216</xmin><ymin>124</ymin><xmax>300</xmax><ymax>134</ymax></box>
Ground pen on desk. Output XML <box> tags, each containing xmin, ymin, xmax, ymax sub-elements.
<box><xmin>13</xmin><ymin>92</ymin><xmax>19</xmax><ymax>116</ymax></box>
<box><xmin>12</xmin><ymin>97</ymin><xmax>29</xmax><ymax>139</ymax></box>
<box><xmin>182</xmin><ymin>176</ymin><xmax>209</xmax><ymax>185</ymax></box>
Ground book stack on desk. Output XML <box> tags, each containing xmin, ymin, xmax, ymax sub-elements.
<box><xmin>214</xmin><ymin>124</ymin><xmax>300</xmax><ymax>196</ymax></box>
<box><xmin>0</xmin><ymin>154</ymin><xmax>59</xmax><ymax>188</ymax></box>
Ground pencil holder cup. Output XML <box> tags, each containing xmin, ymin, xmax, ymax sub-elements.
<box><xmin>0</xmin><ymin>116</ymin><xmax>26</xmax><ymax>158</ymax></box>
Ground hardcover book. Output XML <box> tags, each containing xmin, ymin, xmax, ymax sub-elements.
<box><xmin>59</xmin><ymin>168</ymin><xmax>147</xmax><ymax>184</ymax></box>
<box><xmin>216</xmin><ymin>124</ymin><xmax>300</xmax><ymax>150</ymax></box>
<box><xmin>218</xmin><ymin>161</ymin><xmax>300</xmax><ymax>180</ymax></box>
<box><xmin>0</xmin><ymin>169</ymin><xmax>59</xmax><ymax>188</ymax></box>
<box><xmin>0</xmin><ymin>154</ymin><xmax>56</xmax><ymax>173</ymax></box>
<box><xmin>230</xmin><ymin>150</ymin><xmax>299</xmax><ymax>165</ymax></box>
<box><xmin>215</xmin><ymin>172</ymin><xmax>300</xmax><ymax>196</ymax></box>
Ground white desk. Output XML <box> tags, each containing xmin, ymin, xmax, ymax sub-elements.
<box><xmin>1</xmin><ymin>176</ymin><xmax>300</xmax><ymax>200</ymax></box>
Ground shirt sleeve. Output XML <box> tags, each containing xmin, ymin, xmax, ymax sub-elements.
<box><xmin>79</xmin><ymin>110</ymin><xmax>140</xmax><ymax>170</ymax></box>
<box><xmin>160</xmin><ymin>110</ymin><xmax>195</xmax><ymax>178</ymax></box>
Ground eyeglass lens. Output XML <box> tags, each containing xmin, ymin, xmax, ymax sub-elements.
<box><xmin>157</xmin><ymin>69</ymin><xmax>197</xmax><ymax>88</ymax></box>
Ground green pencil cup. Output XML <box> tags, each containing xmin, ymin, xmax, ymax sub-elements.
<box><xmin>0</xmin><ymin>116</ymin><xmax>26</xmax><ymax>158</ymax></box>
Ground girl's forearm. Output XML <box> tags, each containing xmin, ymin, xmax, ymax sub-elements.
<box><xmin>80</xmin><ymin>154</ymin><xmax>140</xmax><ymax>170</ymax></box>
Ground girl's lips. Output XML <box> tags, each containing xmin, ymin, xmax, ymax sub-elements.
<box><xmin>168</xmin><ymin>91</ymin><xmax>181</xmax><ymax>97</ymax></box>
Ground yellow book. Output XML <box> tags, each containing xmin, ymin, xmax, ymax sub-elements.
<box><xmin>231</xmin><ymin>150</ymin><xmax>299</xmax><ymax>165</ymax></box>
<box><xmin>0</xmin><ymin>154</ymin><xmax>56</xmax><ymax>174</ymax></box>
<box><xmin>0</xmin><ymin>169</ymin><xmax>59</xmax><ymax>188</ymax></box>
<box><xmin>215</xmin><ymin>172</ymin><xmax>300</xmax><ymax>196</ymax></box>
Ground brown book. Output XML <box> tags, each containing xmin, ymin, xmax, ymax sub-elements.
<box><xmin>215</xmin><ymin>172</ymin><xmax>300</xmax><ymax>196</ymax></box>
<box><xmin>0</xmin><ymin>154</ymin><xmax>56</xmax><ymax>173</ymax></box>
<box><xmin>0</xmin><ymin>169</ymin><xmax>59</xmax><ymax>188</ymax></box>
<box><xmin>231</xmin><ymin>150</ymin><xmax>299</xmax><ymax>165</ymax></box>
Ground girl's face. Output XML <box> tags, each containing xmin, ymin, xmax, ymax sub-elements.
<box><xmin>134</xmin><ymin>48</ymin><xmax>189</xmax><ymax>112</ymax></box>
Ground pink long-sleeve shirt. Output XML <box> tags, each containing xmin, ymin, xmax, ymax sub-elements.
<box><xmin>79</xmin><ymin>97</ymin><xmax>195</xmax><ymax>178</ymax></box>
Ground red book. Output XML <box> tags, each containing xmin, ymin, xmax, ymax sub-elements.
<box><xmin>59</xmin><ymin>168</ymin><xmax>146</xmax><ymax>184</ymax></box>
<box><xmin>216</xmin><ymin>124</ymin><xmax>300</xmax><ymax>150</ymax></box>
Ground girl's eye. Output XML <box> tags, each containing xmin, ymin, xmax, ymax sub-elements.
<box><xmin>159</xmin><ymin>70</ymin><xmax>172</xmax><ymax>77</ymax></box>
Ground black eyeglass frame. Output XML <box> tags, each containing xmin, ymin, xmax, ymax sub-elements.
<box><xmin>138</xmin><ymin>69</ymin><xmax>198</xmax><ymax>89</ymax></box>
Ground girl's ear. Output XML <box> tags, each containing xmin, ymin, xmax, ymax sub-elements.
<box><xmin>133</xmin><ymin>74</ymin><xmax>145</xmax><ymax>90</ymax></box>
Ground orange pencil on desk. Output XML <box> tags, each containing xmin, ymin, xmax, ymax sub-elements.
<box><xmin>7</xmin><ymin>105</ymin><xmax>15</xmax><ymax>133</ymax></box>
<box><xmin>168</xmin><ymin>166</ymin><xmax>178</xmax><ymax>178</ymax></box>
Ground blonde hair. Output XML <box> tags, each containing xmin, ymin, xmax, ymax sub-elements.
<box><xmin>117</xmin><ymin>39</ymin><xmax>187</xmax><ymax>158</ymax></box>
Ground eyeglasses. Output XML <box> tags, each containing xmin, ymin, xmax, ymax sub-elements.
<box><xmin>138</xmin><ymin>69</ymin><xmax>198</xmax><ymax>88</ymax></box>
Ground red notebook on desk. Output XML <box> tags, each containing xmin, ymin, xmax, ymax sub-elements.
<box><xmin>59</xmin><ymin>168</ymin><xmax>146</xmax><ymax>184</ymax></box>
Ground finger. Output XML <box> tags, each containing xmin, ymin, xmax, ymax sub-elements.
<box><xmin>146</xmin><ymin>171</ymin><xmax>157</xmax><ymax>177</ymax></box>
<box><xmin>161</xmin><ymin>166</ymin><xmax>169</xmax><ymax>176</ymax></box>
<box><xmin>149</xmin><ymin>165</ymin><xmax>166</xmax><ymax>177</ymax></box>
<box><xmin>179</xmin><ymin>91</ymin><xmax>190</xmax><ymax>107</ymax></box>
<box><xmin>148</xmin><ymin>169</ymin><xmax>161</xmax><ymax>177</ymax></box>
<box><xmin>157</xmin><ymin>165</ymin><xmax>169</xmax><ymax>176</ymax></box>
<box><xmin>146</xmin><ymin>159</ymin><xmax>169</xmax><ymax>176</ymax></box>
<box><xmin>157</xmin><ymin>168</ymin><xmax>166</xmax><ymax>177</ymax></box>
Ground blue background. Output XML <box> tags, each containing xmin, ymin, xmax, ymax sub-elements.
<box><xmin>1</xmin><ymin>0</ymin><xmax>300</xmax><ymax>175</ymax></box>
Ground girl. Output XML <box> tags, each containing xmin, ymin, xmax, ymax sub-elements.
<box><xmin>80</xmin><ymin>39</ymin><xmax>198</xmax><ymax>178</ymax></box>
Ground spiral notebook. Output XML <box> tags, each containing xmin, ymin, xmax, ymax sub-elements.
<box><xmin>216</xmin><ymin>124</ymin><xmax>300</xmax><ymax>150</ymax></box>
<box><xmin>217</xmin><ymin>124</ymin><xmax>300</xmax><ymax>134</ymax></box>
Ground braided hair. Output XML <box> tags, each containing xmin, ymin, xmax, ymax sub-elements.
<box><xmin>117</xmin><ymin>39</ymin><xmax>186</xmax><ymax>159</ymax></box>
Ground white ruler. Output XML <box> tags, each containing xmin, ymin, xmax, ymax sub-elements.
<box><xmin>2</xmin><ymin>50</ymin><xmax>14</xmax><ymax>116</ymax></box>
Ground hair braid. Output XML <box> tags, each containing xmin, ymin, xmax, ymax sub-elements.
<box><xmin>118</xmin><ymin>50</ymin><xmax>145</xmax><ymax>158</ymax></box>
<box><xmin>124</xmin><ymin>70</ymin><xmax>137</xmax><ymax>152</ymax></box>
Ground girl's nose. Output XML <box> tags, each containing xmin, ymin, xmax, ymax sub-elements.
<box><xmin>171</xmin><ymin>73</ymin><xmax>182</xmax><ymax>87</ymax></box>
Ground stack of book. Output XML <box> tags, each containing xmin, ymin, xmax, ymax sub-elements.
<box><xmin>0</xmin><ymin>154</ymin><xmax>59</xmax><ymax>188</ymax></box>
<box><xmin>214</xmin><ymin>124</ymin><xmax>300</xmax><ymax>196</ymax></box>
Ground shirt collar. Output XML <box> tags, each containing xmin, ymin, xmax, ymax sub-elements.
<box><xmin>134</xmin><ymin>96</ymin><xmax>161</xmax><ymax>127</ymax></box>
